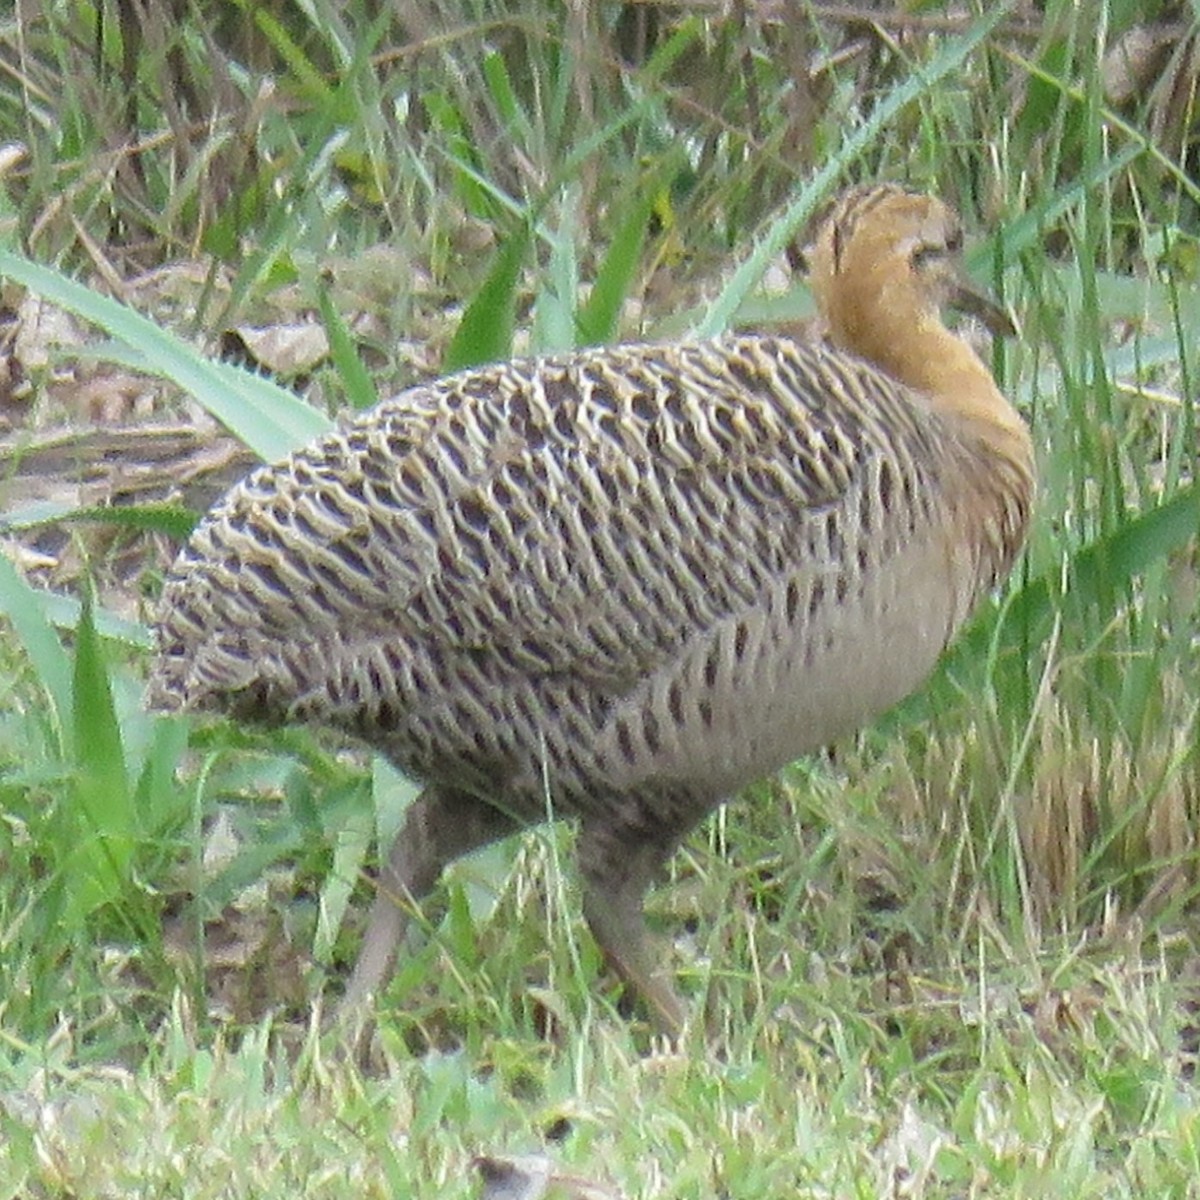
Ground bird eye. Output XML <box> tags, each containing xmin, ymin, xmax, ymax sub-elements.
<box><xmin>911</xmin><ymin>243</ymin><xmax>944</xmax><ymax>270</ymax></box>
<box><xmin>945</xmin><ymin>228</ymin><xmax>963</xmax><ymax>254</ymax></box>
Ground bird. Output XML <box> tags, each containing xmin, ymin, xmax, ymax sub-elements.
<box><xmin>148</xmin><ymin>183</ymin><xmax>1035</xmax><ymax>1036</ymax></box>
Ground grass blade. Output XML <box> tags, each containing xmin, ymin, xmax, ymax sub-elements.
<box><xmin>0</xmin><ymin>250</ymin><xmax>332</xmax><ymax>460</ymax></box>
<box><xmin>68</xmin><ymin>586</ymin><xmax>133</xmax><ymax>920</ymax></box>
<box><xmin>576</xmin><ymin>186</ymin><xmax>655</xmax><ymax>346</ymax></box>
<box><xmin>443</xmin><ymin>222</ymin><xmax>533</xmax><ymax>371</ymax></box>
<box><xmin>2</xmin><ymin>500</ymin><xmax>199</xmax><ymax>541</ymax></box>
<box><xmin>317</xmin><ymin>277</ymin><xmax>379</xmax><ymax>411</ymax></box>
<box><xmin>532</xmin><ymin>198</ymin><xmax>580</xmax><ymax>354</ymax></box>
<box><xmin>0</xmin><ymin>550</ymin><xmax>73</xmax><ymax>753</ymax></box>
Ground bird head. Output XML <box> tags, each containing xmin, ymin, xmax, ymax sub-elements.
<box><xmin>804</xmin><ymin>184</ymin><xmax>1015</xmax><ymax>367</ymax></box>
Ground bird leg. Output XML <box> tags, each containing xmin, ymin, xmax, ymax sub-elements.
<box><xmin>577</xmin><ymin>820</ymin><xmax>688</xmax><ymax>1038</ymax></box>
<box><xmin>337</xmin><ymin>784</ymin><xmax>518</xmax><ymax>1022</ymax></box>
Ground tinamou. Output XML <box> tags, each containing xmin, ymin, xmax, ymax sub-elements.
<box><xmin>149</xmin><ymin>184</ymin><xmax>1035</xmax><ymax>1034</ymax></box>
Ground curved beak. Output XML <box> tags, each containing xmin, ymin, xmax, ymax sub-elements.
<box><xmin>951</xmin><ymin>271</ymin><xmax>1018</xmax><ymax>339</ymax></box>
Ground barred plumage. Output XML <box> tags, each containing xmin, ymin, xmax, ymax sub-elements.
<box><xmin>149</xmin><ymin>184</ymin><xmax>1035</xmax><ymax>1033</ymax></box>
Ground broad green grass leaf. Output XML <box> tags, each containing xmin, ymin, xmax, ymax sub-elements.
<box><xmin>0</xmin><ymin>250</ymin><xmax>332</xmax><ymax>460</ymax></box>
<box><xmin>424</xmin><ymin>91</ymin><xmax>493</xmax><ymax>220</ymax></box>
<box><xmin>576</xmin><ymin>187</ymin><xmax>654</xmax><ymax>346</ymax></box>
<box><xmin>68</xmin><ymin>586</ymin><xmax>133</xmax><ymax>919</ymax></box>
<box><xmin>2</xmin><ymin>500</ymin><xmax>199</xmax><ymax>541</ymax></box>
<box><xmin>38</xmin><ymin>592</ymin><xmax>151</xmax><ymax>647</ymax></box>
<box><xmin>317</xmin><ymin>278</ymin><xmax>379</xmax><ymax>411</ymax></box>
<box><xmin>315</xmin><ymin>804</ymin><xmax>372</xmax><ymax>965</ymax></box>
<box><xmin>371</xmin><ymin>754</ymin><xmax>422</xmax><ymax>856</ymax></box>
<box><xmin>532</xmin><ymin>200</ymin><xmax>579</xmax><ymax>354</ymax></box>
<box><xmin>482</xmin><ymin>50</ymin><xmax>532</xmax><ymax>147</ymax></box>
<box><xmin>444</xmin><ymin>877</ymin><xmax>480</xmax><ymax>970</ymax></box>
<box><xmin>134</xmin><ymin>713</ymin><xmax>190</xmax><ymax>837</ymax></box>
<box><xmin>1014</xmin><ymin>37</ymin><xmax>1073</xmax><ymax>147</ymax></box>
<box><xmin>443</xmin><ymin>223</ymin><xmax>533</xmax><ymax>372</ymax></box>
<box><xmin>0</xmin><ymin>549</ymin><xmax>73</xmax><ymax>752</ymax></box>
<box><xmin>251</xmin><ymin>5</ymin><xmax>338</xmax><ymax>109</ymax></box>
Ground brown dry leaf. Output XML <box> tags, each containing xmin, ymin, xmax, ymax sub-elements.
<box><xmin>0</xmin><ymin>141</ymin><xmax>27</xmax><ymax>179</ymax></box>
<box><xmin>162</xmin><ymin>873</ymin><xmax>310</xmax><ymax>1023</ymax></box>
<box><xmin>0</xmin><ymin>424</ymin><xmax>256</xmax><ymax>516</ymax></box>
<box><xmin>157</xmin><ymin>809</ymin><xmax>313</xmax><ymax>1022</ymax></box>
<box><xmin>13</xmin><ymin>293</ymin><xmax>85</xmax><ymax>374</ymax></box>
<box><xmin>206</xmin><ymin>905</ymin><xmax>309</xmax><ymax>1023</ymax></box>
<box><xmin>1102</xmin><ymin>17</ymin><xmax>1199</xmax><ymax>159</ymax></box>
<box><xmin>1031</xmin><ymin>986</ymin><xmax>1101</xmax><ymax>1048</ymax></box>
<box><xmin>0</xmin><ymin>356</ymin><xmax>25</xmax><ymax>420</ymax></box>
<box><xmin>225</xmin><ymin>322</ymin><xmax>330</xmax><ymax>377</ymax></box>
<box><xmin>124</xmin><ymin>260</ymin><xmax>232</xmax><ymax>320</ymax></box>
<box><xmin>201</xmin><ymin>806</ymin><xmax>243</xmax><ymax>874</ymax></box>
<box><xmin>875</xmin><ymin>1100</ymin><xmax>946</xmax><ymax>1198</ymax></box>
<box><xmin>1103</xmin><ymin>20</ymin><xmax>1180</xmax><ymax>104</ymax></box>
<box><xmin>0</xmin><ymin>538</ymin><xmax>58</xmax><ymax>573</ymax></box>
<box><xmin>0</xmin><ymin>421</ymin><xmax>258</xmax><ymax>627</ymax></box>
<box><xmin>6</xmin><ymin>289</ymin><xmax>182</xmax><ymax>425</ymax></box>
<box><xmin>324</xmin><ymin>243</ymin><xmax>425</xmax><ymax>309</ymax></box>
<box><xmin>474</xmin><ymin>1154</ymin><xmax>624</xmax><ymax>1200</ymax></box>
<box><xmin>52</xmin><ymin>368</ymin><xmax>159</xmax><ymax>424</ymax></box>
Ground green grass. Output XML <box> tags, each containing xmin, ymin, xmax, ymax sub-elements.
<box><xmin>1</xmin><ymin>0</ymin><xmax>1199</xmax><ymax>1195</ymax></box>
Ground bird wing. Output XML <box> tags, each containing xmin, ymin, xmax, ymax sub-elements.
<box><xmin>152</xmin><ymin>334</ymin><xmax>943</xmax><ymax>716</ymax></box>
